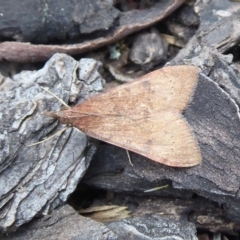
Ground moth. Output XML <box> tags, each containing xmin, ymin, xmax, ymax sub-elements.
<box><xmin>48</xmin><ymin>65</ymin><xmax>202</xmax><ymax>167</ymax></box>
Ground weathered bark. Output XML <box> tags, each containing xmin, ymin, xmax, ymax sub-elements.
<box><xmin>83</xmin><ymin>47</ymin><xmax>240</xmax><ymax>224</ymax></box>
<box><xmin>0</xmin><ymin>0</ymin><xmax>184</xmax><ymax>62</ymax></box>
<box><xmin>107</xmin><ymin>215</ymin><xmax>197</xmax><ymax>240</ymax></box>
<box><xmin>2</xmin><ymin>0</ymin><xmax>240</xmax><ymax>237</ymax></box>
<box><xmin>2</xmin><ymin>205</ymin><xmax>118</xmax><ymax>240</ymax></box>
<box><xmin>2</xmin><ymin>203</ymin><xmax>198</xmax><ymax>240</ymax></box>
<box><xmin>0</xmin><ymin>53</ymin><xmax>104</xmax><ymax>231</ymax></box>
<box><xmin>195</xmin><ymin>0</ymin><xmax>240</xmax><ymax>52</ymax></box>
<box><xmin>0</xmin><ymin>0</ymin><xmax>120</xmax><ymax>43</ymax></box>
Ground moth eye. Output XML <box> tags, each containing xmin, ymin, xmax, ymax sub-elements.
<box><xmin>59</xmin><ymin>117</ymin><xmax>69</xmax><ymax>125</ymax></box>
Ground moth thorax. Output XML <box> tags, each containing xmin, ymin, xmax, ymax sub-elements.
<box><xmin>57</xmin><ymin>111</ymin><xmax>70</xmax><ymax>125</ymax></box>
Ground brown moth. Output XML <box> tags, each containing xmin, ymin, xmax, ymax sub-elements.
<box><xmin>49</xmin><ymin>65</ymin><xmax>201</xmax><ymax>167</ymax></box>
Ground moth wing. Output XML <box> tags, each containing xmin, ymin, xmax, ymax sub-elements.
<box><xmin>70</xmin><ymin>111</ymin><xmax>201</xmax><ymax>167</ymax></box>
<box><xmin>72</xmin><ymin>66</ymin><xmax>199</xmax><ymax>119</ymax></box>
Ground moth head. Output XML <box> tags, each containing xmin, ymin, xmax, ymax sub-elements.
<box><xmin>43</xmin><ymin>110</ymin><xmax>69</xmax><ymax>125</ymax></box>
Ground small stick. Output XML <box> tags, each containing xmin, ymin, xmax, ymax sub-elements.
<box><xmin>126</xmin><ymin>150</ymin><xmax>134</xmax><ymax>166</ymax></box>
<box><xmin>143</xmin><ymin>184</ymin><xmax>169</xmax><ymax>193</ymax></box>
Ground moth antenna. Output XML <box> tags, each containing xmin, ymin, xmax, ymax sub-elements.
<box><xmin>143</xmin><ymin>184</ymin><xmax>169</xmax><ymax>193</ymax></box>
<box><xmin>126</xmin><ymin>150</ymin><xmax>134</xmax><ymax>166</ymax></box>
<box><xmin>40</xmin><ymin>86</ymin><xmax>71</xmax><ymax>109</ymax></box>
<box><xmin>28</xmin><ymin>127</ymin><xmax>68</xmax><ymax>147</ymax></box>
